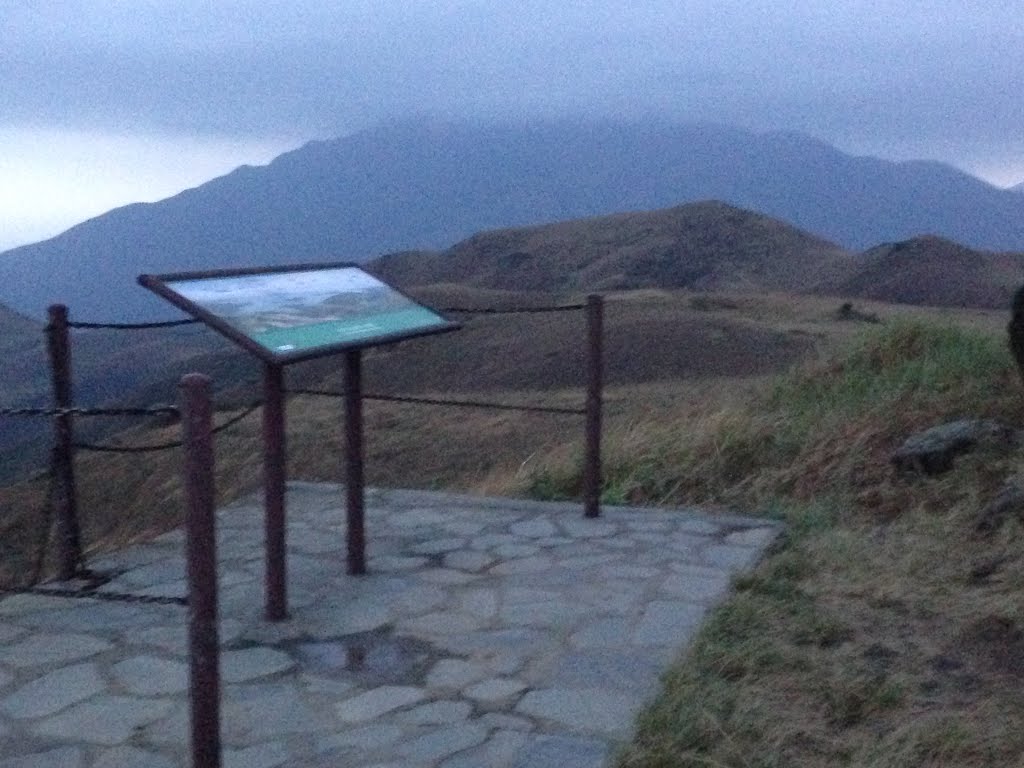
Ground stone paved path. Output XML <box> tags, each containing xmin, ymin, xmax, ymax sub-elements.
<box><xmin>0</xmin><ymin>483</ymin><xmax>780</xmax><ymax>767</ymax></box>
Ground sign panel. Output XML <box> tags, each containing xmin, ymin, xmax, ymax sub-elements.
<box><xmin>139</xmin><ymin>263</ymin><xmax>459</xmax><ymax>363</ymax></box>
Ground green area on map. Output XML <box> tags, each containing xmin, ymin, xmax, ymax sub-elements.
<box><xmin>251</xmin><ymin>306</ymin><xmax>446</xmax><ymax>353</ymax></box>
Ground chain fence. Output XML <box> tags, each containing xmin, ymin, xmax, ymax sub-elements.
<box><xmin>0</xmin><ymin>405</ymin><xmax>179</xmax><ymax>418</ymax></box>
<box><xmin>2</xmin><ymin>297</ymin><xmax>595</xmax><ymax>590</ymax></box>
<box><xmin>291</xmin><ymin>388</ymin><xmax>585</xmax><ymax>416</ymax></box>
<box><xmin>66</xmin><ymin>318</ymin><xmax>200</xmax><ymax>330</ymax></box>
<box><xmin>0</xmin><ymin>583</ymin><xmax>188</xmax><ymax>605</ymax></box>
<box><xmin>74</xmin><ymin>400</ymin><xmax>263</xmax><ymax>454</ymax></box>
<box><xmin>439</xmin><ymin>303</ymin><xmax>587</xmax><ymax>314</ymax></box>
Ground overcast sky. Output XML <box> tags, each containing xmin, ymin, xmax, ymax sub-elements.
<box><xmin>2</xmin><ymin>0</ymin><xmax>1022</xmax><ymax>250</ymax></box>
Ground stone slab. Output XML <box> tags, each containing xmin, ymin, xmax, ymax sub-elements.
<box><xmin>0</xmin><ymin>485</ymin><xmax>778</xmax><ymax>768</ymax></box>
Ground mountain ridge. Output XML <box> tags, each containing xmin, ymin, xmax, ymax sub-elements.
<box><xmin>2</xmin><ymin>120</ymin><xmax>1023</xmax><ymax>322</ymax></box>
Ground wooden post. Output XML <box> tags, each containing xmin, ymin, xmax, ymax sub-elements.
<box><xmin>262</xmin><ymin>363</ymin><xmax>287</xmax><ymax>621</ymax></box>
<box><xmin>181</xmin><ymin>373</ymin><xmax>221</xmax><ymax>768</ymax></box>
<box><xmin>46</xmin><ymin>304</ymin><xmax>82</xmax><ymax>579</ymax></box>
<box><xmin>583</xmin><ymin>294</ymin><xmax>604</xmax><ymax>518</ymax></box>
<box><xmin>344</xmin><ymin>349</ymin><xmax>367</xmax><ymax>575</ymax></box>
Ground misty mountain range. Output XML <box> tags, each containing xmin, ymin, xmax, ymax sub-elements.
<box><xmin>1</xmin><ymin>119</ymin><xmax>1023</xmax><ymax>322</ymax></box>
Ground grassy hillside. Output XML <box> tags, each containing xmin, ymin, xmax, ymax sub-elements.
<box><xmin>373</xmin><ymin>204</ymin><xmax>1024</xmax><ymax>312</ymax></box>
<box><xmin>372</xmin><ymin>201</ymin><xmax>854</xmax><ymax>294</ymax></box>
<box><xmin>5</xmin><ymin>200</ymin><xmax>1020</xmax><ymax>478</ymax></box>
<box><xmin>840</xmin><ymin>236</ymin><xmax>1024</xmax><ymax>309</ymax></box>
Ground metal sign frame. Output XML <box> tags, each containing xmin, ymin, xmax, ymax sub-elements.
<box><xmin>138</xmin><ymin>262</ymin><xmax>460</xmax><ymax>364</ymax></box>
<box><xmin>139</xmin><ymin>261</ymin><xmax>461</xmax><ymax>622</ymax></box>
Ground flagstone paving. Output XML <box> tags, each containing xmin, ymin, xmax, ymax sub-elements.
<box><xmin>0</xmin><ymin>483</ymin><xmax>780</xmax><ymax>767</ymax></box>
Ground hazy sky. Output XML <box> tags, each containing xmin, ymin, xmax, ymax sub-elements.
<box><xmin>2</xmin><ymin>0</ymin><xmax>1022</xmax><ymax>250</ymax></box>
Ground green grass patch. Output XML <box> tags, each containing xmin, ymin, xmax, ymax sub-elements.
<box><xmin>770</xmin><ymin>319</ymin><xmax>1012</xmax><ymax>439</ymax></box>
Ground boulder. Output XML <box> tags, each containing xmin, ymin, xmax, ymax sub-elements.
<box><xmin>891</xmin><ymin>419</ymin><xmax>1020</xmax><ymax>476</ymax></box>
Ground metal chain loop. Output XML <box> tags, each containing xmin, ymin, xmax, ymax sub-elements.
<box><xmin>440</xmin><ymin>303</ymin><xmax>586</xmax><ymax>314</ymax></box>
<box><xmin>0</xmin><ymin>405</ymin><xmax>179</xmax><ymax>418</ymax></box>
<box><xmin>291</xmin><ymin>388</ymin><xmax>585</xmax><ymax>416</ymax></box>
<box><xmin>66</xmin><ymin>318</ymin><xmax>199</xmax><ymax>330</ymax></box>
<box><xmin>0</xmin><ymin>584</ymin><xmax>187</xmax><ymax>606</ymax></box>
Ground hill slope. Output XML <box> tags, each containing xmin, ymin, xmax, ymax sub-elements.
<box><xmin>372</xmin><ymin>201</ymin><xmax>854</xmax><ymax>294</ymax></box>
<box><xmin>0</xmin><ymin>304</ymin><xmax>46</xmax><ymax>402</ymax></box>
<box><xmin>1</xmin><ymin>120</ymin><xmax>1023</xmax><ymax>322</ymax></box>
<box><xmin>839</xmin><ymin>236</ymin><xmax>1024</xmax><ymax>309</ymax></box>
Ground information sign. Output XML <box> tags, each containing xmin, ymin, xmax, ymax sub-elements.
<box><xmin>139</xmin><ymin>263</ymin><xmax>459</xmax><ymax>363</ymax></box>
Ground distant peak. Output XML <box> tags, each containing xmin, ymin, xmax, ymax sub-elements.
<box><xmin>864</xmin><ymin>233</ymin><xmax>984</xmax><ymax>258</ymax></box>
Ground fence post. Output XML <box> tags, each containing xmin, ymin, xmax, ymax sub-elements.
<box><xmin>583</xmin><ymin>294</ymin><xmax>604</xmax><ymax>518</ymax></box>
<box><xmin>181</xmin><ymin>373</ymin><xmax>221</xmax><ymax>768</ymax></box>
<box><xmin>46</xmin><ymin>304</ymin><xmax>82</xmax><ymax>579</ymax></box>
<box><xmin>262</xmin><ymin>362</ymin><xmax>287</xmax><ymax>621</ymax></box>
<box><xmin>344</xmin><ymin>349</ymin><xmax>367</xmax><ymax>575</ymax></box>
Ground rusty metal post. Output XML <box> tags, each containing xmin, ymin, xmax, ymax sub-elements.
<box><xmin>583</xmin><ymin>294</ymin><xmax>604</xmax><ymax>518</ymax></box>
<box><xmin>262</xmin><ymin>362</ymin><xmax>287</xmax><ymax>621</ymax></box>
<box><xmin>46</xmin><ymin>304</ymin><xmax>82</xmax><ymax>579</ymax></box>
<box><xmin>344</xmin><ymin>349</ymin><xmax>367</xmax><ymax>575</ymax></box>
<box><xmin>181</xmin><ymin>373</ymin><xmax>221</xmax><ymax>768</ymax></box>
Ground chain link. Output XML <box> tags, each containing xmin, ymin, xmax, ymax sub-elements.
<box><xmin>74</xmin><ymin>400</ymin><xmax>262</xmax><ymax>453</ymax></box>
<box><xmin>0</xmin><ymin>584</ymin><xmax>187</xmax><ymax>606</ymax></box>
<box><xmin>0</xmin><ymin>405</ymin><xmax>179</xmax><ymax>418</ymax></box>
<box><xmin>66</xmin><ymin>318</ymin><xmax>199</xmax><ymax>330</ymax></box>
<box><xmin>440</xmin><ymin>303</ymin><xmax>586</xmax><ymax>314</ymax></box>
<box><xmin>292</xmin><ymin>388</ymin><xmax>585</xmax><ymax>416</ymax></box>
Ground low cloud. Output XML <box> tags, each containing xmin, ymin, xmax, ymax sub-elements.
<box><xmin>2</xmin><ymin>1</ymin><xmax>1022</xmax><ymax>176</ymax></box>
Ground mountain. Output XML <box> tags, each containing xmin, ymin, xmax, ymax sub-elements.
<box><xmin>0</xmin><ymin>303</ymin><xmax>46</xmax><ymax>403</ymax></box>
<box><xmin>0</xmin><ymin>302</ymin><xmax>40</xmax><ymax>354</ymax></box>
<box><xmin>371</xmin><ymin>201</ymin><xmax>855</xmax><ymax>294</ymax></box>
<box><xmin>1011</xmin><ymin>182</ymin><xmax>1024</xmax><ymax>194</ymax></box>
<box><xmin>2</xmin><ymin>120</ymin><xmax>1024</xmax><ymax>323</ymax></box>
<box><xmin>837</xmin><ymin>236</ymin><xmax>1024</xmax><ymax>309</ymax></box>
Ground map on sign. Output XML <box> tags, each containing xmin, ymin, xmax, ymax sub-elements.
<box><xmin>149</xmin><ymin>265</ymin><xmax>455</xmax><ymax>362</ymax></box>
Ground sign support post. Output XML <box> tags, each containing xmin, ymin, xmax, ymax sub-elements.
<box><xmin>262</xmin><ymin>362</ymin><xmax>287</xmax><ymax>621</ymax></box>
<box><xmin>344</xmin><ymin>349</ymin><xmax>366</xmax><ymax>575</ymax></box>
<box><xmin>181</xmin><ymin>373</ymin><xmax>221</xmax><ymax>768</ymax></box>
<box><xmin>583</xmin><ymin>294</ymin><xmax>603</xmax><ymax>518</ymax></box>
<box><xmin>47</xmin><ymin>303</ymin><xmax>83</xmax><ymax>579</ymax></box>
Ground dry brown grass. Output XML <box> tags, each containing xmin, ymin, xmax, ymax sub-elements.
<box><xmin>589</xmin><ymin>318</ymin><xmax>1024</xmax><ymax>768</ymax></box>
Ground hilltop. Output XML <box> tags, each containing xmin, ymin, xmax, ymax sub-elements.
<box><xmin>371</xmin><ymin>201</ymin><xmax>853</xmax><ymax>294</ymax></box>
<box><xmin>838</xmin><ymin>236</ymin><xmax>1024</xmax><ymax>309</ymax></box>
